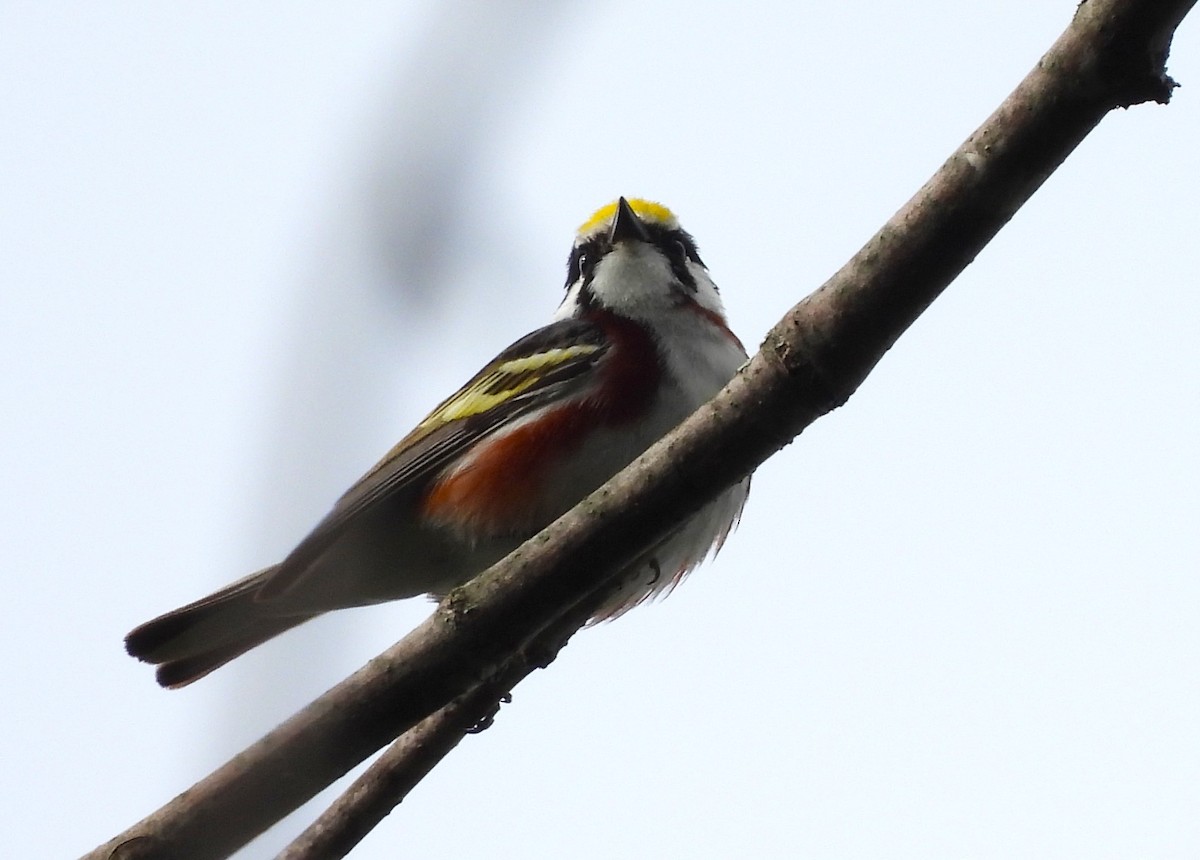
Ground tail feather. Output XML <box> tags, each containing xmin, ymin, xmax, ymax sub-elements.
<box><xmin>149</xmin><ymin>616</ymin><xmax>309</xmax><ymax>688</ymax></box>
<box><xmin>126</xmin><ymin>565</ymin><xmax>318</xmax><ymax>688</ymax></box>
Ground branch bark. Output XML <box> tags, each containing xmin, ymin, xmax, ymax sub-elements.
<box><xmin>274</xmin><ymin>683</ymin><xmax>510</xmax><ymax>860</ymax></box>
<box><xmin>277</xmin><ymin>574</ymin><xmax>624</xmax><ymax>859</ymax></box>
<box><xmin>85</xmin><ymin>2</ymin><xmax>1194</xmax><ymax>858</ymax></box>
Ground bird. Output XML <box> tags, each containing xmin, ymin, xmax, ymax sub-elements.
<box><xmin>125</xmin><ymin>197</ymin><xmax>750</xmax><ymax>688</ymax></box>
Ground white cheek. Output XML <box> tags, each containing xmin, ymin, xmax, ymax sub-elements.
<box><xmin>689</xmin><ymin>267</ymin><xmax>728</xmax><ymax>317</ymax></box>
<box><xmin>553</xmin><ymin>280</ymin><xmax>584</xmax><ymax>320</ymax></box>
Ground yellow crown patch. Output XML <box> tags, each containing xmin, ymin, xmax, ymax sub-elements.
<box><xmin>577</xmin><ymin>198</ymin><xmax>677</xmax><ymax>236</ymax></box>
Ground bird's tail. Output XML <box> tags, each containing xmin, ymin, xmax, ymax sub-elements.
<box><xmin>125</xmin><ymin>565</ymin><xmax>317</xmax><ymax>688</ymax></box>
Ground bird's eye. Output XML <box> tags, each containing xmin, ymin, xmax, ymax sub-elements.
<box><xmin>669</xmin><ymin>237</ymin><xmax>704</xmax><ymax>269</ymax></box>
<box><xmin>566</xmin><ymin>244</ymin><xmax>600</xmax><ymax>288</ymax></box>
<box><xmin>663</xmin><ymin>239</ymin><xmax>700</xmax><ymax>293</ymax></box>
<box><xmin>566</xmin><ymin>247</ymin><xmax>591</xmax><ymax>287</ymax></box>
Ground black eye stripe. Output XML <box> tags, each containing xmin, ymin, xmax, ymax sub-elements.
<box><xmin>654</xmin><ymin>229</ymin><xmax>701</xmax><ymax>292</ymax></box>
<box><xmin>667</xmin><ymin>253</ymin><xmax>697</xmax><ymax>292</ymax></box>
<box><xmin>564</xmin><ymin>226</ymin><xmax>704</xmax><ymax>290</ymax></box>
<box><xmin>565</xmin><ymin>239</ymin><xmax>603</xmax><ymax>288</ymax></box>
<box><xmin>669</xmin><ymin>232</ymin><xmax>704</xmax><ymax>267</ymax></box>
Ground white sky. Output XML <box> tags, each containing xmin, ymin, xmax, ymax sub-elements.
<box><xmin>3</xmin><ymin>3</ymin><xmax>1199</xmax><ymax>858</ymax></box>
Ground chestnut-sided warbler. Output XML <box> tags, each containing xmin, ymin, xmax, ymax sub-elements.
<box><xmin>126</xmin><ymin>197</ymin><xmax>750</xmax><ymax>688</ymax></box>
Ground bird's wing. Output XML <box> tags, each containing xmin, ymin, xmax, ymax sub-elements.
<box><xmin>258</xmin><ymin>317</ymin><xmax>608</xmax><ymax>598</ymax></box>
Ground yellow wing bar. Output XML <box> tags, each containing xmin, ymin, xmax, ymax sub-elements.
<box><xmin>418</xmin><ymin>344</ymin><xmax>603</xmax><ymax>428</ymax></box>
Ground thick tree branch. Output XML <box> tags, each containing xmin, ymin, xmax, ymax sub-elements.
<box><xmin>85</xmin><ymin>2</ymin><xmax>1194</xmax><ymax>858</ymax></box>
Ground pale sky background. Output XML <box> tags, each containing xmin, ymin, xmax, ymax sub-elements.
<box><xmin>3</xmin><ymin>3</ymin><xmax>1199</xmax><ymax>858</ymax></box>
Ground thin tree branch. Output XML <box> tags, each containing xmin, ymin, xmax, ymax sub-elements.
<box><xmin>85</xmin><ymin>2</ymin><xmax>1195</xmax><ymax>858</ymax></box>
<box><xmin>277</xmin><ymin>573</ymin><xmax>628</xmax><ymax>860</ymax></box>
<box><xmin>274</xmin><ymin>683</ymin><xmax>510</xmax><ymax>860</ymax></box>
